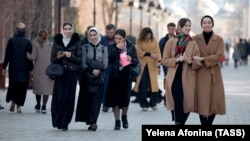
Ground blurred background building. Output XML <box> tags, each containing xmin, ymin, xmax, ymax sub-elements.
<box><xmin>0</xmin><ymin>0</ymin><xmax>249</xmax><ymax>59</ymax></box>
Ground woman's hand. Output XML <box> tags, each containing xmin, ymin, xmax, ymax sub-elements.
<box><xmin>92</xmin><ymin>69</ymin><xmax>100</xmax><ymax>76</ymax></box>
<box><xmin>126</xmin><ymin>55</ymin><xmax>132</xmax><ymax>62</ymax></box>
<box><xmin>57</xmin><ymin>51</ymin><xmax>65</xmax><ymax>59</ymax></box>
<box><xmin>151</xmin><ymin>53</ymin><xmax>158</xmax><ymax>59</ymax></box>
<box><xmin>64</xmin><ymin>51</ymin><xmax>72</xmax><ymax>58</ymax></box>
<box><xmin>176</xmin><ymin>55</ymin><xmax>184</xmax><ymax>62</ymax></box>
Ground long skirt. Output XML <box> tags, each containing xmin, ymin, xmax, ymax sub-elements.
<box><xmin>51</xmin><ymin>71</ymin><xmax>78</xmax><ymax>129</ymax></box>
<box><xmin>6</xmin><ymin>81</ymin><xmax>29</xmax><ymax>106</ymax></box>
<box><xmin>75</xmin><ymin>72</ymin><xmax>104</xmax><ymax>125</ymax></box>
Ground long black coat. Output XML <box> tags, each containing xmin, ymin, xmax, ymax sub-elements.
<box><xmin>105</xmin><ymin>40</ymin><xmax>139</xmax><ymax>108</ymax></box>
<box><xmin>51</xmin><ymin>33</ymin><xmax>82</xmax><ymax>129</ymax></box>
<box><xmin>3</xmin><ymin>33</ymin><xmax>33</xmax><ymax>82</ymax></box>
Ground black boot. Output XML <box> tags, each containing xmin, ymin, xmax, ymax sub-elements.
<box><xmin>208</xmin><ymin>114</ymin><xmax>216</xmax><ymax>125</ymax></box>
<box><xmin>114</xmin><ymin>120</ymin><xmax>121</xmax><ymax>130</ymax></box>
<box><xmin>199</xmin><ymin>115</ymin><xmax>209</xmax><ymax>125</ymax></box>
<box><xmin>88</xmin><ymin>124</ymin><xmax>97</xmax><ymax>131</ymax></box>
<box><xmin>121</xmin><ymin>115</ymin><xmax>128</xmax><ymax>129</ymax></box>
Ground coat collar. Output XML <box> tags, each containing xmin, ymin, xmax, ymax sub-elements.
<box><xmin>53</xmin><ymin>33</ymin><xmax>80</xmax><ymax>48</ymax></box>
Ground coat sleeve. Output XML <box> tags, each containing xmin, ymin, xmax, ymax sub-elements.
<box><xmin>27</xmin><ymin>42</ymin><xmax>38</xmax><ymax>61</ymax></box>
<box><xmin>136</xmin><ymin>40</ymin><xmax>147</xmax><ymax>58</ymax></box>
<box><xmin>3</xmin><ymin>38</ymin><xmax>12</xmax><ymax>69</ymax></box>
<box><xmin>203</xmin><ymin>37</ymin><xmax>224</xmax><ymax>67</ymax></box>
<box><xmin>103</xmin><ymin>46</ymin><xmax>108</xmax><ymax>69</ymax></box>
<box><xmin>68</xmin><ymin>42</ymin><xmax>82</xmax><ymax>64</ymax></box>
<box><xmin>191</xmin><ymin>41</ymin><xmax>201</xmax><ymax>70</ymax></box>
<box><xmin>161</xmin><ymin>38</ymin><xmax>178</xmax><ymax>67</ymax></box>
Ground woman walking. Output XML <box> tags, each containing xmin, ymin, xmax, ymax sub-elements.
<box><xmin>27</xmin><ymin>29</ymin><xmax>54</xmax><ymax>114</ymax></box>
<box><xmin>161</xmin><ymin>18</ymin><xmax>201</xmax><ymax>125</ymax></box>
<box><xmin>51</xmin><ymin>21</ymin><xmax>82</xmax><ymax>131</ymax></box>
<box><xmin>193</xmin><ymin>15</ymin><xmax>226</xmax><ymax>125</ymax></box>
<box><xmin>75</xmin><ymin>27</ymin><xmax>108</xmax><ymax>131</ymax></box>
<box><xmin>105</xmin><ymin>29</ymin><xmax>139</xmax><ymax>130</ymax></box>
<box><xmin>133</xmin><ymin>27</ymin><xmax>161</xmax><ymax>111</ymax></box>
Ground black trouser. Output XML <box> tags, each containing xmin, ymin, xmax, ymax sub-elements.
<box><xmin>138</xmin><ymin>66</ymin><xmax>157</xmax><ymax>108</ymax></box>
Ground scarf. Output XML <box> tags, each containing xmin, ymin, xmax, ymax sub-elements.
<box><xmin>62</xmin><ymin>35</ymin><xmax>71</xmax><ymax>47</ymax></box>
<box><xmin>175</xmin><ymin>32</ymin><xmax>191</xmax><ymax>56</ymax></box>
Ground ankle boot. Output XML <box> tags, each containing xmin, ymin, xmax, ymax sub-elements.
<box><xmin>88</xmin><ymin>124</ymin><xmax>97</xmax><ymax>131</ymax></box>
<box><xmin>9</xmin><ymin>102</ymin><xmax>15</xmax><ymax>112</ymax></box>
<box><xmin>16</xmin><ymin>106</ymin><xmax>22</xmax><ymax>113</ymax></box>
<box><xmin>114</xmin><ymin>120</ymin><xmax>121</xmax><ymax>130</ymax></box>
<box><xmin>121</xmin><ymin>115</ymin><xmax>128</xmax><ymax>129</ymax></box>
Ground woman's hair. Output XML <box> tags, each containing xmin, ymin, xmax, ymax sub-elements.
<box><xmin>201</xmin><ymin>15</ymin><xmax>214</xmax><ymax>27</ymax></box>
<box><xmin>114</xmin><ymin>29</ymin><xmax>126</xmax><ymax>38</ymax></box>
<box><xmin>176</xmin><ymin>18</ymin><xmax>191</xmax><ymax>34</ymax></box>
<box><xmin>37</xmin><ymin>29</ymin><xmax>48</xmax><ymax>44</ymax></box>
<box><xmin>138</xmin><ymin>27</ymin><xmax>154</xmax><ymax>41</ymax></box>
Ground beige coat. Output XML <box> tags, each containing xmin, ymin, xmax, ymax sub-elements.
<box><xmin>193</xmin><ymin>32</ymin><xmax>226</xmax><ymax>116</ymax></box>
<box><xmin>27</xmin><ymin>40</ymin><xmax>54</xmax><ymax>95</ymax></box>
<box><xmin>161</xmin><ymin>38</ymin><xmax>201</xmax><ymax>113</ymax></box>
<box><xmin>133</xmin><ymin>38</ymin><xmax>161</xmax><ymax>93</ymax></box>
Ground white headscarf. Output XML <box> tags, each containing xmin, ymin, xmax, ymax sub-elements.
<box><xmin>87</xmin><ymin>27</ymin><xmax>101</xmax><ymax>45</ymax></box>
<box><xmin>62</xmin><ymin>21</ymin><xmax>74</xmax><ymax>47</ymax></box>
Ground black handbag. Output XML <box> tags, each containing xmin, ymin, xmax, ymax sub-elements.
<box><xmin>86</xmin><ymin>72</ymin><xmax>104</xmax><ymax>93</ymax></box>
<box><xmin>131</xmin><ymin>62</ymin><xmax>141</xmax><ymax>81</ymax></box>
<box><xmin>86</xmin><ymin>58</ymin><xmax>104</xmax><ymax>69</ymax></box>
<box><xmin>46</xmin><ymin>63</ymin><xmax>64</xmax><ymax>79</ymax></box>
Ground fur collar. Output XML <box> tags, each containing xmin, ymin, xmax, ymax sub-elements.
<box><xmin>53</xmin><ymin>33</ymin><xmax>80</xmax><ymax>47</ymax></box>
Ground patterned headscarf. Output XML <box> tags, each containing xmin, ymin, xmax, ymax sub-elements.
<box><xmin>175</xmin><ymin>18</ymin><xmax>191</xmax><ymax>56</ymax></box>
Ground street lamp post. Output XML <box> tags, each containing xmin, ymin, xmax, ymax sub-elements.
<box><xmin>147</xmin><ymin>1</ymin><xmax>155</xmax><ymax>27</ymax></box>
<box><xmin>156</xmin><ymin>3</ymin><xmax>162</xmax><ymax>38</ymax></box>
<box><xmin>138</xmin><ymin>5</ymin><xmax>143</xmax><ymax>30</ymax></box>
<box><xmin>115</xmin><ymin>0</ymin><xmax>123</xmax><ymax>27</ymax></box>
<box><xmin>139</xmin><ymin>0</ymin><xmax>147</xmax><ymax>30</ymax></box>
<box><xmin>93</xmin><ymin>0</ymin><xmax>96</xmax><ymax>26</ymax></box>
<box><xmin>58</xmin><ymin>0</ymin><xmax>61</xmax><ymax>33</ymax></box>
<box><xmin>128</xmin><ymin>1</ymin><xmax>134</xmax><ymax>35</ymax></box>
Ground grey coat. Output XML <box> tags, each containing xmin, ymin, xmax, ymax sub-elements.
<box><xmin>27</xmin><ymin>40</ymin><xmax>54</xmax><ymax>95</ymax></box>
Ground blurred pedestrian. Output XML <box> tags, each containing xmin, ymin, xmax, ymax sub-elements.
<box><xmin>2</xmin><ymin>23</ymin><xmax>33</xmax><ymax>113</ymax></box>
<box><xmin>27</xmin><ymin>29</ymin><xmax>54</xmax><ymax>114</ymax></box>
<box><xmin>193</xmin><ymin>15</ymin><xmax>226</xmax><ymax>125</ymax></box>
<box><xmin>133</xmin><ymin>27</ymin><xmax>161</xmax><ymax>111</ymax></box>
<box><xmin>100</xmin><ymin>24</ymin><xmax>116</xmax><ymax>112</ymax></box>
<box><xmin>51</xmin><ymin>21</ymin><xmax>82</xmax><ymax>131</ymax></box>
<box><xmin>159</xmin><ymin>22</ymin><xmax>176</xmax><ymax>76</ymax></box>
<box><xmin>232</xmin><ymin>46</ymin><xmax>241</xmax><ymax>69</ymax></box>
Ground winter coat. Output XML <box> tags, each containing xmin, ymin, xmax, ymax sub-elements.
<box><xmin>193</xmin><ymin>32</ymin><xmax>226</xmax><ymax>116</ymax></box>
<box><xmin>161</xmin><ymin>38</ymin><xmax>201</xmax><ymax>112</ymax></box>
<box><xmin>51</xmin><ymin>33</ymin><xmax>82</xmax><ymax>71</ymax></box>
<box><xmin>27</xmin><ymin>40</ymin><xmax>54</xmax><ymax>95</ymax></box>
<box><xmin>108</xmin><ymin>40</ymin><xmax>139</xmax><ymax>78</ymax></box>
<box><xmin>133</xmin><ymin>38</ymin><xmax>161</xmax><ymax>93</ymax></box>
<box><xmin>3</xmin><ymin>33</ymin><xmax>33</xmax><ymax>82</ymax></box>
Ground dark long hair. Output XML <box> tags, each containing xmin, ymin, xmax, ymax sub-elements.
<box><xmin>138</xmin><ymin>27</ymin><xmax>154</xmax><ymax>41</ymax></box>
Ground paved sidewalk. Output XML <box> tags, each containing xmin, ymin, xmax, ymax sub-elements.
<box><xmin>0</xmin><ymin>60</ymin><xmax>250</xmax><ymax>141</ymax></box>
